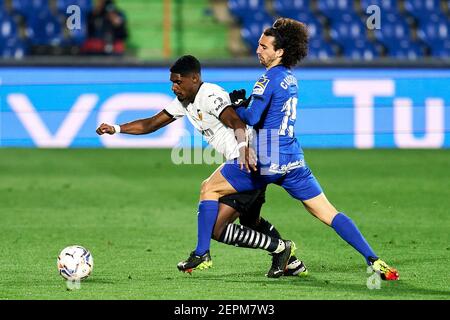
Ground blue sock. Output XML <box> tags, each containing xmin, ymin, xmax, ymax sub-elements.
<box><xmin>195</xmin><ymin>200</ymin><xmax>219</xmax><ymax>256</ymax></box>
<box><xmin>331</xmin><ymin>213</ymin><xmax>378</xmax><ymax>265</ymax></box>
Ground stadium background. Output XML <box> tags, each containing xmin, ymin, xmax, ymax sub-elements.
<box><xmin>0</xmin><ymin>0</ymin><xmax>449</xmax><ymax>301</ymax></box>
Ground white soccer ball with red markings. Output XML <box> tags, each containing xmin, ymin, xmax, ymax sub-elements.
<box><xmin>57</xmin><ymin>245</ymin><xmax>93</xmax><ymax>281</ymax></box>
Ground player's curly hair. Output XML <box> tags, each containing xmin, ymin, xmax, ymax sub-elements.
<box><xmin>264</xmin><ymin>18</ymin><xmax>308</xmax><ymax>68</ymax></box>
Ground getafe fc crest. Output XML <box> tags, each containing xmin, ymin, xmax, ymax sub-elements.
<box><xmin>252</xmin><ymin>75</ymin><xmax>270</xmax><ymax>95</ymax></box>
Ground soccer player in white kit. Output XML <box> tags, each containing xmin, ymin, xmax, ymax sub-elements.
<box><xmin>96</xmin><ymin>55</ymin><xmax>307</xmax><ymax>276</ymax></box>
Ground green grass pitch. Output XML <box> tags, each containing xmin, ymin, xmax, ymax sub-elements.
<box><xmin>0</xmin><ymin>149</ymin><xmax>449</xmax><ymax>300</ymax></box>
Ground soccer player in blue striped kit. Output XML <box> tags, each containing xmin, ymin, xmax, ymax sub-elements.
<box><xmin>178</xmin><ymin>17</ymin><xmax>399</xmax><ymax>280</ymax></box>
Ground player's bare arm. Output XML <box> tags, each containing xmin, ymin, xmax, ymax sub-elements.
<box><xmin>96</xmin><ymin>110</ymin><xmax>175</xmax><ymax>135</ymax></box>
<box><xmin>219</xmin><ymin>107</ymin><xmax>257</xmax><ymax>172</ymax></box>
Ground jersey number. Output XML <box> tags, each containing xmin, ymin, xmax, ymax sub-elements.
<box><xmin>278</xmin><ymin>97</ymin><xmax>297</xmax><ymax>137</ymax></box>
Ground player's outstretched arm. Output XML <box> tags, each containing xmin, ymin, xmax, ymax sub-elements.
<box><xmin>96</xmin><ymin>110</ymin><xmax>175</xmax><ymax>135</ymax></box>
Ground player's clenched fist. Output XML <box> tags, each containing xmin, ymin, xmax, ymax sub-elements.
<box><xmin>96</xmin><ymin>123</ymin><xmax>116</xmax><ymax>135</ymax></box>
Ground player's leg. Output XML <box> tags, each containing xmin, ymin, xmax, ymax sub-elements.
<box><xmin>214</xmin><ymin>192</ymin><xmax>282</xmax><ymax>242</ymax></box>
<box><xmin>179</xmin><ymin>199</ymin><xmax>294</xmax><ymax>277</ymax></box>
<box><xmin>302</xmin><ymin>193</ymin><xmax>399</xmax><ymax>280</ymax></box>
<box><xmin>212</xmin><ymin>202</ymin><xmax>240</xmax><ymax>240</ymax></box>
<box><xmin>178</xmin><ymin>163</ymin><xmax>295</xmax><ymax>277</ymax></box>
<box><xmin>281</xmin><ymin>166</ymin><xmax>399</xmax><ymax>280</ymax></box>
<box><xmin>214</xmin><ymin>190</ymin><xmax>306</xmax><ymax>276</ymax></box>
<box><xmin>177</xmin><ymin>164</ymin><xmax>235</xmax><ymax>273</ymax></box>
<box><xmin>176</xmin><ymin>202</ymin><xmax>238</xmax><ymax>274</ymax></box>
<box><xmin>229</xmin><ymin>189</ymin><xmax>307</xmax><ymax>277</ymax></box>
<box><xmin>177</xmin><ymin>163</ymin><xmax>249</xmax><ymax>273</ymax></box>
<box><xmin>194</xmin><ymin>162</ymin><xmax>265</xmax><ymax>259</ymax></box>
<box><xmin>215</xmin><ymin>190</ymin><xmax>287</xmax><ymax>247</ymax></box>
<box><xmin>217</xmin><ymin>166</ymin><xmax>298</xmax><ymax>277</ymax></box>
<box><xmin>190</xmin><ymin>164</ymin><xmax>235</xmax><ymax>256</ymax></box>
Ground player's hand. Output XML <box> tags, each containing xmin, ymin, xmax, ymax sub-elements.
<box><xmin>239</xmin><ymin>146</ymin><xmax>257</xmax><ymax>173</ymax></box>
<box><xmin>230</xmin><ymin>89</ymin><xmax>246</xmax><ymax>104</ymax></box>
<box><xmin>229</xmin><ymin>89</ymin><xmax>250</xmax><ymax>109</ymax></box>
<box><xmin>96</xmin><ymin>123</ymin><xmax>116</xmax><ymax>135</ymax></box>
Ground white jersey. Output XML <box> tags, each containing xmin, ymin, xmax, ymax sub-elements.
<box><xmin>165</xmin><ymin>82</ymin><xmax>243</xmax><ymax>160</ymax></box>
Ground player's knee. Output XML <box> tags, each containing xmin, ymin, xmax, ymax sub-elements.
<box><xmin>200</xmin><ymin>180</ymin><xmax>220</xmax><ymax>200</ymax></box>
<box><xmin>199</xmin><ymin>179</ymin><xmax>209</xmax><ymax>197</ymax></box>
<box><xmin>200</xmin><ymin>179</ymin><xmax>208</xmax><ymax>190</ymax></box>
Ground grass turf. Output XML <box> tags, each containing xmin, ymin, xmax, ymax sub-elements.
<box><xmin>0</xmin><ymin>149</ymin><xmax>449</xmax><ymax>300</ymax></box>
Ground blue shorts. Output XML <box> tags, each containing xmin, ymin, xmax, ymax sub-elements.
<box><xmin>221</xmin><ymin>154</ymin><xmax>323</xmax><ymax>201</ymax></box>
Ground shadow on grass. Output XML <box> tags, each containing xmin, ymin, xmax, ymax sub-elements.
<box><xmin>82</xmin><ymin>277</ymin><xmax>116</xmax><ymax>285</ymax></box>
<box><xmin>185</xmin><ymin>272</ymin><xmax>450</xmax><ymax>298</ymax></box>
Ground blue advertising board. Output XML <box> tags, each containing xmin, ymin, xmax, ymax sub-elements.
<box><xmin>0</xmin><ymin>67</ymin><xmax>449</xmax><ymax>148</ymax></box>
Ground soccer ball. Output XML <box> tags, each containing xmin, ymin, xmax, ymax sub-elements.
<box><xmin>57</xmin><ymin>245</ymin><xmax>93</xmax><ymax>281</ymax></box>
